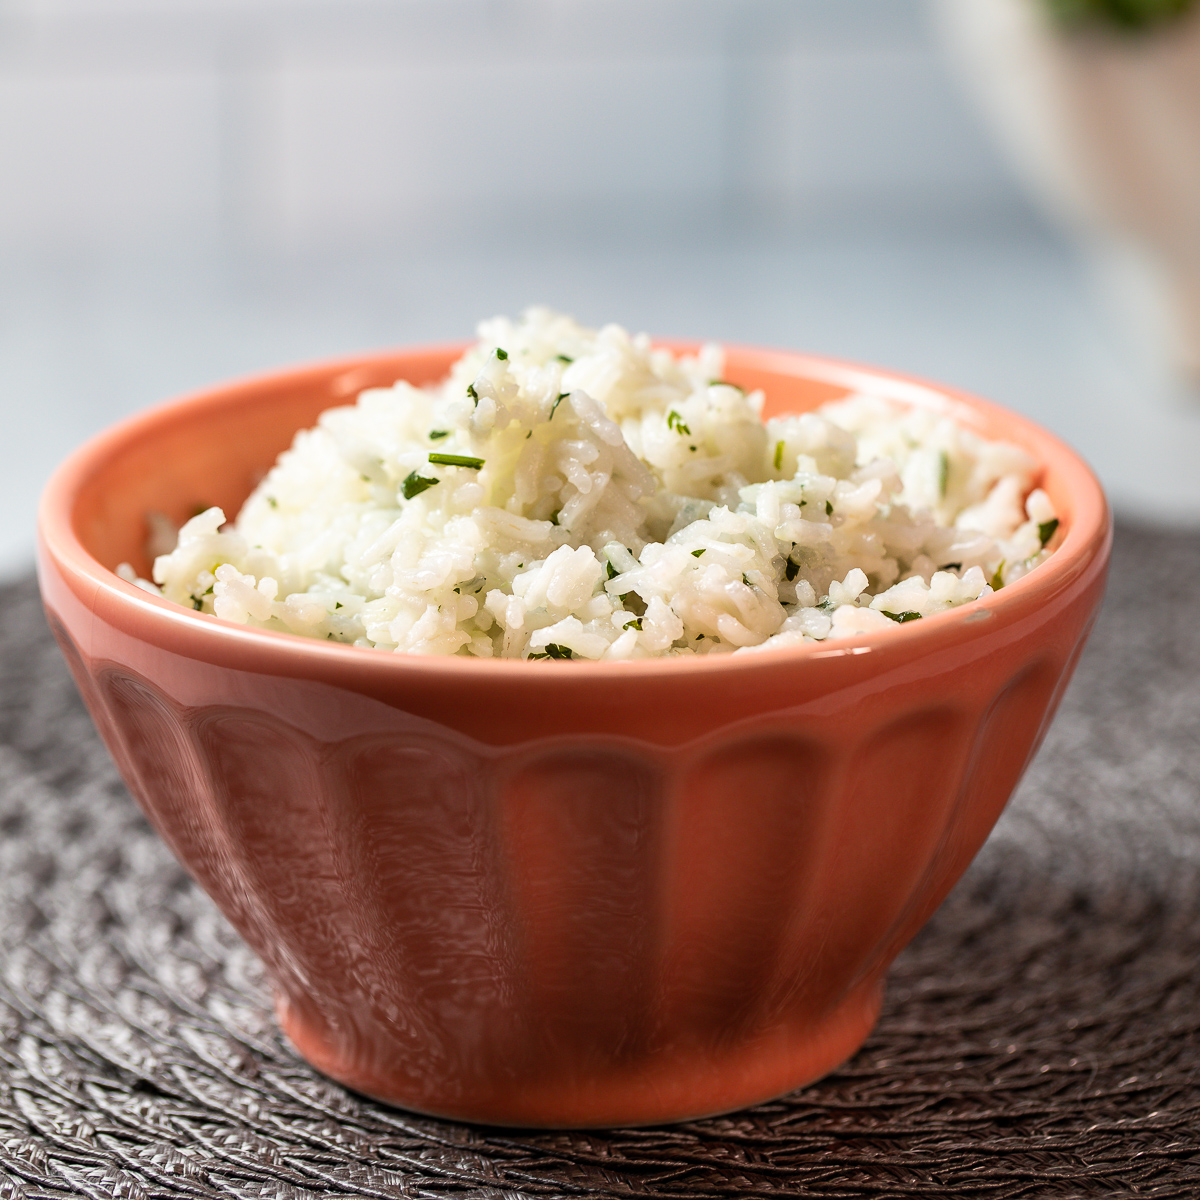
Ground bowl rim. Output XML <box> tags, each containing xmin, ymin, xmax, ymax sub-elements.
<box><xmin>37</xmin><ymin>340</ymin><xmax>1112</xmax><ymax>681</ymax></box>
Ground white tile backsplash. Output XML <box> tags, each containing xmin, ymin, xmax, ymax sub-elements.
<box><xmin>0</xmin><ymin>0</ymin><xmax>1030</xmax><ymax>256</ymax></box>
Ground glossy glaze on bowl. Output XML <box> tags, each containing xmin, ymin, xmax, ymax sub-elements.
<box><xmin>37</xmin><ymin>345</ymin><xmax>1111</xmax><ymax>1127</ymax></box>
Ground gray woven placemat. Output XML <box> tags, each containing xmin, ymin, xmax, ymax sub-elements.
<box><xmin>3</xmin><ymin>522</ymin><xmax>1199</xmax><ymax>1199</ymax></box>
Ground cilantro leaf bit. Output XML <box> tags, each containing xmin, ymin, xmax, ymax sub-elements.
<box><xmin>267</xmin><ymin>496</ymin><xmax>277</xmax><ymax>508</ymax></box>
<box><xmin>691</xmin><ymin>548</ymin><xmax>705</xmax><ymax>557</ymax></box>
<box><xmin>550</xmin><ymin>393</ymin><xmax>568</xmax><ymax>419</ymax></box>
<box><xmin>937</xmin><ymin>451</ymin><xmax>950</xmax><ymax>498</ymax></box>
<box><xmin>623</xmin><ymin>618</ymin><xmax>643</xmax><ymax>632</ymax></box>
<box><xmin>1038</xmin><ymin>517</ymin><xmax>1060</xmax><ymax>548</ymax></box>
<box><xmin>466</xmin><ymin>383</ymin><xmax>479</xmax><ymax>404</ymax></box>
<box><xmin>428</xmin><ymin>453</ymin><xmax>485</xmax><ymax>469</ymax></box>
<box><xmin>402</xmin><ymin>471</ymin><xmax>439</xmax><ymax>499</ymax></box>
<box><xmin>742</xmin><ymin>574</ymin><xmax>752</xmax><ymax>587</ymax></box>
<box><xmin>529</xmin><ymin>643</ymin><xmax>574</xmax><ymax>660</ymax></box>
<box><xmin>883</xmin><ymin>610</ymin><xmax>922</xmax><ymax>623</ymax></box>
<box><xmin>429</xmin><ymin>429</ymin><xmax>450</xmax><ymax>440</ymax></box>
<box><xmin>606</xmin><ymin>560</ymin><xmax>618</xmax><ymax>580</ymax></box>
<box><xmin>667</xmin><ymin>410</ymin><xmax>691</xmax><ymax>436</ymax></box>
<box><xmin>826</xmin><ymin>499</ymin><xmax>834</xmax><ymax>516</ymax></box>
<box><xmin>774</xmin><ymin>440</ymin><xmax>785</xmax><ymax>471</ymax></box>
<box><xmin>990</xmin><ymin>562</ymin><xmax>1005</xmax><ymax>591</ymax></box>
<box><xmin>556</xmin><ymin>354</ymin><xmax>574</xmax><ymax>363</ymax></box>
<box><xmin>495</xmin><ymin>347</ymin><xmax>508</xmax><ymax>360</ymax></box>
<box><xmin>191</xmin><ymin>596</ymin><xmax>204</xmax><ymax>611</ymax></box>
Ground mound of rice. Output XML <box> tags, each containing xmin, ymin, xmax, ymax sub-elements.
<box><xmin>131</xmin><ymin>308</ymin><xmax>1060</xmax><ymax>660</ymax></box>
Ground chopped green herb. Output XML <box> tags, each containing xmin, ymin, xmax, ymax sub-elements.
<box><xmin>689</xmin><ymin>445</ymin><xmax>697</xmax><ymax>452</ymax></box>
<box><xmin>525</xmin><ymin>430</ymin><xmax>532</xmax><ymax>439</ymax></box>
<box><xmin>817</xmin><ymin>598</ymin><xmax>836</xmax><ymax>613</ymax></box>
<box><xmin>429</xmin><ymin>429</ymin><xmax>450</xmax><ymax>440</ymax></box>
<box><xmin>530</xmin><ymin>643</ymin><xmax>573</xmax><ymax>660</ymax></box>
<box><xmin>1038</xmin><ymin>518</ymin><xmax>1060</xmax><ymax>548</ymax></box>
<box><xmin>495</xmin><ymin>347</ymin><xmax>508</xmax><ymax>360</ymax></box>
<box><xmin>267</xmin><ymin>496</ymin><xmax>277</xmax><ymax>508</ymax></box>
<box><xmin>667</xmin><ymin>409</ymin><xmax>691</xmax><ymax>436</ymax></box>
<box><xmin>466</xmin><ymin>383</ymin><xmax>478</xmax><ymax>404</ymax></box>
<box><xmin>428</xmin><ymin>453</ymin><xmax>485</xmax><ymax>469</ymax></box>
<box><xmin>334</xmin><ymin>601</ymin><xmax>342</xmax><ymax>609</ymax></box>
<box><xmin>550</xmin><ymin>392</ymin><xmax>568</xmax><ymax>419</ymax></box>
<box><xmin>990</xmin><ymin>562</ymin><xmax>1005</xmax><ymax>591</ymax></box>
<box><xmin>938</xmin><ymin>450</ymin><xmax>949</xmax><ymax>498</ymax></box>
<box><xmin>361</xmin><ymin>474</ymin><xmax>370</xmax><ymax>482</ymax></box>
<box><xmin>556</xmin><ymin>354</ymin><xmax>574</xmax><ymax>364</ymax></box>
<box><xmin>710</xmin><ymin>379</ymin><xmax>745</xmax><ymax>393</ymax></box>
<box><xmin>774</xmin><ymin>440</ymin><xmax>785</xmax><ymax>471</ymax></box>
<box><xmin>696</xmin><ymin>633</ymin><xmax>704</xmax><ymax>640</ymax></box>
<box><xmin>623</xmin><ymin>618</ymin><xmax>643</xmax><ymax>632</ymax></box>
<box><xmin>940</xmin><ymin>562</ymin><xmax>962</xmax><ymax>572</ymax></box>
<box><xmin>402</xmin><ymin>470</ymin><xmax>439</xmax><ymax>499</ymax></box>
<box><xmin>883</xmin><ymin>610</ymin><xmax>922</xmax><ymax>624</ymax></box>
<box><xmin>784</xmin><ymin>558</ymin><xmax>800</xmax><ymax>582</ymax></box>
<box><xmin>191</xmin><ymin>596</ymin><xmax>203</xmax><ymax>611</ymax></box>
<box><xmin>453</xmin><ymin>587</ymin><xmax>460</xmax><ymax>594</ymax></box>
<box><xmin>691</xmin><ymin>548</ymin><xmax>705</xmax><ymax>557</ymax></box>
<box><xmin>606</xmin><ymin>560</ymin><xmax>618</xmax><ymax>580</ymax></box>
<box><xmin>742</xmin><ymin>574</ymin><xmax>752</xmax><ymax>587</ymax></box>
<box><xmin>826</xmin><ymin>499</ymin><xmax>834</xmax><ymax>516</ymax></box>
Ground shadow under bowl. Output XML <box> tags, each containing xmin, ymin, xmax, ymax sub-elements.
<box><xmin>36</xmin><ymin>343</ymin><xmax>1111</xmax><ymax>1127</ymax></box>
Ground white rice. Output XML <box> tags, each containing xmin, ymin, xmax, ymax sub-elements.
<box><xmin>131</xmin><ymin>308</ymin><xmax>1060</xmax><ymax>661</ymax></box>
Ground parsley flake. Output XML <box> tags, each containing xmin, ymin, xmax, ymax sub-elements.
<box><xmin>428</xmin><ymin>453</ymin><xmax>484</xmax><ymax>469</ymax></box>
<box><xmin>495</xmin><ymin>347</ymin><xmax>508</xmax><ymax>360</ymax></box>
<box><xmin>883</xmin><ymin>610</ymin><xmax>922</xmax><ymax>623</ymax></box>
<box><xmin>556</xmin><ymin>354</ymin><xmax>574</xmax><ymax>363</ymax></box>
<box><xmin>530</xmin><ymin>643</ymin><xmax>573</xmax><ymax>660</ymax></box>
<box><xmin>550</xmin><ymin>392</ymin><xmax>568</xmax><ymax>419</ymax></box>
<box><xmin>429</xmin><ymin>429</ymin><xmax>450</xmax><ymax>440</ymax></box>
<box><xmin>267</xmin><ymin>496</ymin><xmax>277</xmax><ymax>508</ymax></box>
<box><xmin>466</xmin><ymin>383</ymin><xmax>479</xmax><ymax>404</ymax></box>
<box><xmin>691</xmin><ymin>548</ymin><xmax>705</xmax><ymax>557</ymax></box>
<box><xmin>606</xmin><ymin>560</ymin><xmax>618</xmax><ymax>580</ymax></box>
<box><xmin>938</xmin><ymin>450</ymin><xmax>949</xmax><ymax>498</ymax></box>
<box><xmin>826</xmin><ymin>499</ymin><xmax>834</xmax><ymax>516</ymax></box>
<box><xmin>402</xmin><ymin>470</ymin><xmax>438</xmax><ymax>499</ymax></box>
<box><xmin>774</xmin><ymin>440</ymin><xmax>784</xmax><ymax>471</ymax></box>
<box><xmin>990</xmin><ymin>562</ymin><xmax>1005</xmax><ymax>591</ymax></box>
<box><xmin>1038</xmin><ymin>518</ymin><xmax>1059</xmax><ymax>548</ymax></box>
<box><xmin>667</xmin><ymin>409</ymin><xmax>691</xmax><ymax>436</ymax></box>
<box><xmin>623</xmin><ymin>618</ymin><xmax>643</xmax><ymax>632</ymax></box>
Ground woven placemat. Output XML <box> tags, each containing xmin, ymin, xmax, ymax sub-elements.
<box><xmin>3</xmin><ymin>522</ymin><xmax>1199</xmax><ymax>1199</ymax></box>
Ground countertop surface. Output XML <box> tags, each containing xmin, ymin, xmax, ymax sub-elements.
<box><xmin>2</xmin><ymin>522</ymin><xmax>1199</xmax><ymax>1197</ymax></box>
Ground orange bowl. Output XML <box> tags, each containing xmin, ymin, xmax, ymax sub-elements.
<box><xmin>36</xmin><ymin>343</ymin><xmax>1110</xmax><ymax>1128</ymax></box>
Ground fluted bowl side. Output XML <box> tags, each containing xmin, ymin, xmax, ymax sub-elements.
<box><xmin>36</xmin><ymin>344</ymin><xmax>1111</xmax><ymax>1127</ymax></box>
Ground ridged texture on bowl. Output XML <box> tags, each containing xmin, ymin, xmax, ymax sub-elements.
<box><xmin>41</xmin><ymin>585</ymin><xmax>1099</xmax><ymax>1126</ymax></box>
<box><xmin>37</xmin><ymin>345</ymin><xmax>1110</xmax><ymax>1126</ymax></box>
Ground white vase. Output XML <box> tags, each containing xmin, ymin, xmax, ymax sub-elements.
<box><xmin>930</xmin><ymin>0</ymin><xmax>1200</xmax><ymax>382</ymax></box>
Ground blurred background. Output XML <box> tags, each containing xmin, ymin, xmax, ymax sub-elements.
<box><xmin>4</xmin><ymin>0</ymin><xmax>1200</xmax><ymax>578</ymax></box>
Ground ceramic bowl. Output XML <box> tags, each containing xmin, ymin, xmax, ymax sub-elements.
<box><xmin>37</xmin><ymin>344</ymin><xmax>1111</xmax><ymax>1128</ymax></box>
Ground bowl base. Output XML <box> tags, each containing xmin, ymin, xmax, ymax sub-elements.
<box><xmin>276</xmin><ymin>980</ymin><xmax>884</xmax><ymax>1129</ymax></box>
